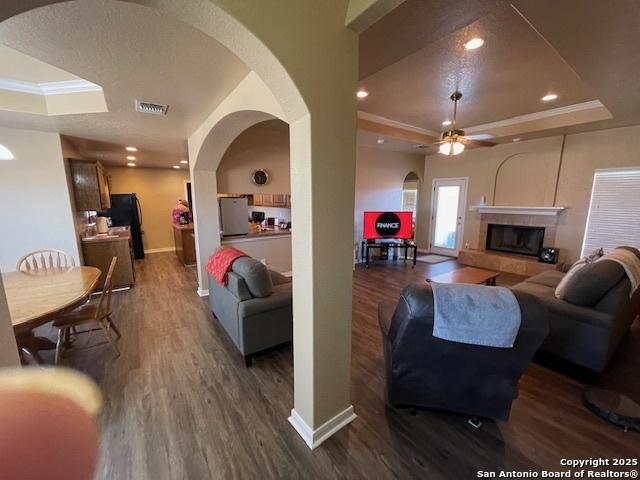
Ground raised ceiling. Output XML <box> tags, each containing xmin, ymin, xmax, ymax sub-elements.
<box><xmin>0</xmin><ymin>0</ymin><xmax>249</xmax><ymax>168</ymax></box>
<box><xmin>358</xmin><ymin>0</ymin><xmax>640</xmax><ymax>152</ymax></box>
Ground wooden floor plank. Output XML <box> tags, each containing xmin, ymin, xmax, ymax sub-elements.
<box><xmin>32</xmin><ymin>252</ymin><xmax>639</xmax><ymax>479</ymax></box>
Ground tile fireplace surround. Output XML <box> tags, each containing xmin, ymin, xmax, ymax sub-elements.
<box><xmin>458</xmin><ymin>212</ymin><xmax>561</xmax><ymax>276</ymax></box>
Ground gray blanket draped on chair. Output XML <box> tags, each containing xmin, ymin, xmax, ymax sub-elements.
<box><xmin>431</xmin><ymin>282</ymin><xmax>521</xmax><ymax>348</ymax></box>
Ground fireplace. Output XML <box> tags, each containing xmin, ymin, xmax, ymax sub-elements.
<box><xmin>486</xmin><ymin>224</ymin><xmax>545</xmax><ymax>257</ymax></box>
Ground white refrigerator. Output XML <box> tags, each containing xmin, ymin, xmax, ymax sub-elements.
<box><xmin>220</xmin><ymin>197</ymin><xmax>249</xmax><ymax>236</ymax></box>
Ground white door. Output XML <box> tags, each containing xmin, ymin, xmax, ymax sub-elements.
<box><xmin>429</xmin><ymin>178</ymin><xmax>467</xmax><ymax>257</ymax></box>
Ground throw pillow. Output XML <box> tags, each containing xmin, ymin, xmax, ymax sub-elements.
<box><xmin>556</xmin><ymin>248</ymin><xmax>604</xmax><ymax>298</ymax></box>
<box><xmin>231</xmin><ymin>257</ymin><xmax>273</xmax><ymax>298</ymax></box>
<box><xmin>557</xmin><ymin>259</ymin><xmax>625</xmax><ymax>306</ymax></box>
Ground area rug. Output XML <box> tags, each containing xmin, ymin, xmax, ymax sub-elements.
<box><xmin>416</xmin><ymin>254</ymin><xmax>454</xmax><ymax>264</ymax></box>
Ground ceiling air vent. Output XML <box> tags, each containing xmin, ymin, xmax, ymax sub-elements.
<box><xmin>414</xmin><ymin>144</ymin><xmax>428</xmax><ymax>149</ymax></box>
<box><xmin>135</xmin><ymin>100</ymin><xmax>169</xmax><ymax>116</ymax></box>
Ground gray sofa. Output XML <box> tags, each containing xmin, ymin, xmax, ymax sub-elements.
<box><xmin>208</xmin><ymin>257</ymin><xmax>292</xmax><ymax>366</ymax></box>
<box><xmin>511</xmin><ymin>259</ymin><xmax>640</xmax><ymax>373</ymax></box>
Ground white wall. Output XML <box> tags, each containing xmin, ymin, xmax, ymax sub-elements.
<box><xmin>354</xmin><ymin>146</ymin><xmax>424</xmax><ymax>250</ymax></box>
<box><xmin>0</xmin><ymin>128</ymin><xmax>78</xmax><ymax>271</ymax></box>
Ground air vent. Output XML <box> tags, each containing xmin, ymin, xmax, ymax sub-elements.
<box><xmin>414</xmin><ymin>144</ymin><xmax>428</xmax><ymax>149</ymax></box>
<box><xmin>135</xmin><ymin>100</ymin><xmax>169</xmax><ymax>116</ymax></box>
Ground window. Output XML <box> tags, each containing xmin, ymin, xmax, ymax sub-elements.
<box><xmin>402</xmin><ymin>188</ymin><xmax>418</xmax><ymax>219</ymax></box>
<box><xmin>581</xmin><ymin>168</ymin><xmax>640</xmax><ymax>257</ymax></box>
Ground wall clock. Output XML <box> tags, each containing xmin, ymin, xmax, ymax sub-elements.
<box><xmin>251</xmin><ymin>169</ymin><xmax>269</xmax><ymax>186</ymax></box>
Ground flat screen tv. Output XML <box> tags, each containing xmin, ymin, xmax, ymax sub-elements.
<box><xmin>363</xmin><ymin>211</ymin><xmax>413</xmax><ymax>239</ymax></box>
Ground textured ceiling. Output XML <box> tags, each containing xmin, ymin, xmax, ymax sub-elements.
<box><xmin>0</xmin><ymin>0</ymin><xmax>249</xmax><ymax>167</ymax></box>
<box><xmin>0</xmin><ymin>44</ymin><xmax>78</xmax><ymax>83</ymax></box>
<box><xmin>358</xmin><ymin>0</ymin><xmax>640</xmax><ymax>148</ymax></box>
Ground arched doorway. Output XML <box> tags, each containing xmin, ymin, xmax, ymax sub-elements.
<box><xmin>402</xmin><ymin>171</ymin><xmax>421</xmax><ymax>239</ymax></box>
<box><xmin>0</xmin><ymin>0</ymin><xmax>358</xmax><ymax>449</ymax></box>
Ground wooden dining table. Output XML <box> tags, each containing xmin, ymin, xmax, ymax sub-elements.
<box><xmin>3</xmin><ymin>266</ymin><xmax>101</xmax><ymax>362</ymax></box>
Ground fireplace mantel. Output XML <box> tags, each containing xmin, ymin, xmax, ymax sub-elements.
<box><xmin>470</xmin><ymin>205</ymin><xmax>566</xmax><ymax>216</ymax></box>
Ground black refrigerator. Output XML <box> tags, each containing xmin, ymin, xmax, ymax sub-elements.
<box><xmin>102</xmin><ymin>193</ymin><xmax>145</xmax><ymax>259</ymax></box>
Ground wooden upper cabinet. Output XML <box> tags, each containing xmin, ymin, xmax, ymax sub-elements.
<box><xmin>96</xmin><ymin>161</ymin><xmax>111</xmax><ymax>209</ymax></box>
<box><xmin>69</xmin><ymin>159</ymin><xmax>111</xmax><ymax>211</ymax></box>
<box><xmin>252</xmin><ymin>193</ymin><xmax>290</xmax><ymax>208</ymax></box>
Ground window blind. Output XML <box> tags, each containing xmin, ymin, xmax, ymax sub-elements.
<box><xmin>581</xmin><ymin>168</ymin><xmax>640</xmax><ymax>257</ymax></box>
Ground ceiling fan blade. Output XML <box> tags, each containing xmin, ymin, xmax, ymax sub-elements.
<box><xmin>459</xmin><ymin>137</ymin><xmax>497</xmax><ymax>147</ymax></box>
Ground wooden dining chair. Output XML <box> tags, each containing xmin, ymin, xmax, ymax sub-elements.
<box><xmin>16</xmin><ymin>249</ymin><xmax>76</xmax><ymax>271</ymax></box>
<box><xmin>52</xmin><ymin>257</ymin><xmax>121</xmax><ymax>364</ymax></box>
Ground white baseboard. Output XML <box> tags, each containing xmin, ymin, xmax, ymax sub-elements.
<box><xmin>417</xmin><ymin>248</ymin><xmax>430</xmax><ymax>254</ymax></box>
<box><xmin>144</xmin><ymin>247</ymin><xmax>176</xmax><ymax>254</ymax></box>
<box><xmin>288</xmin><ymin>405</ymin><xmax>356</xmax><ymax>450</ymax></box>
<box><xmin>197</xmin><ymin>288</ymin><xmax>209</xmax><ymax>297</ymax></box>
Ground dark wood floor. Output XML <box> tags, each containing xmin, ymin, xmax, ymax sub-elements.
<box><xmin>35</xmin><ymin>253</ymin><xmax>640</xmax><ymax>479</ymax></box>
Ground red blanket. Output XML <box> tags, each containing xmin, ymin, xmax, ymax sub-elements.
<box><xmin>206</xmin><ymin>247</ymin><xmax>247</xmax><ymax>286</ymax></box>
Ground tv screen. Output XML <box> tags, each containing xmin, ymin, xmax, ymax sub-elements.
<box><xmin>363</xmin><ymin>211</ymin><xmax>413</xmax><ymax>239</ymax></box>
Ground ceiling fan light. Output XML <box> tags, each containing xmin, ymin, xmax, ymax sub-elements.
<box><xmin>439</xmin><ymin>139</ymin><xmax>465</xmax><ymax>156</ymax></box>
<box><xmin>439</xmin><ymin>142</ymin><xmax>452</xmax><ymax>155</ymax></box>
<box><xmin>452</xmin><ymin>141</ymin><xmax>465</xmax><ymax>155</ymax></box>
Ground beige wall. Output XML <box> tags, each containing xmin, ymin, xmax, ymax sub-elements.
<box><xmin>217</xmin><ymin>120</ymin><xmax>290</xmax><ymax>194</ymax></box>
<box><xmin>355</xmin><ymin>146</ymin><xmax>424</xmax><ymax>249</ymax></box>
<box><xmin>0</xmin><ymin>127</ymin><xmax>79</xmax><ymax>271</ymax></box>
<box><xmin>107</xmin><ymin>167</ymin><xmax>191</xmax><ymax>252</ymax></box>
<box><xmin>420</xmin><ymin>124</ymin><xmax>640</xmax><ymax>262</ymax></box>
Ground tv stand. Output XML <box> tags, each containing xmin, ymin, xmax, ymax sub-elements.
<box><xmin>361</xmin><ymin>240</ymin><xmax>417</xmax><ymax>268</ymax></box>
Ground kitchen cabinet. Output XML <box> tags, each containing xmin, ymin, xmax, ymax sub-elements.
<box><xmin>173</xmin><ymin>224</ymin><xmax>196</xmax><ymax>266</ymax></box>
<box><xmin>253</xmin><ymin>193</ymin><xmax>290</xmax><ymax>208</ymax></box>
<box><xmin>81</xmin><ymin>229</ymin><xmax>135</xmax><ymax>290</ymax></box>
<box><xmin>69</xmin><ymin>159</ymin><xmax>111</xmax><ymax>211</ymax></box>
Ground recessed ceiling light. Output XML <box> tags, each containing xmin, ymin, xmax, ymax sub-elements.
<box><xmin>126</xmin><ymin>155</ymin><xmax>136</xmax><ymax>161</ymax></box>
<box><xmin>127</xmin><ymin>162</ymin><xmax>136</xmax><ymax>167</ymax></box>
<box><xmin>125</xmin><ymin>146</ymin><xmax>137</xmax><ymax>152</ymax></box>
<box><xmin>180</xmin><ymin>159</ymin><xmax>188</xmax><ymax>164</ymax></box>
<box><xmin>377</xmin><ymin>138</ymin><xmax>385</xmax><ymax>144</ymax></box>
<box><xmin>512</xmin><ymin>138</ymin><xmax>521</xmax><ymax>142</ymax></box>
<box><xmin>541</xmin><ymin>93</ymin><xmax>558</xmax><ymax>102</ymax></box>
<box><xmin>173</xmin><ymin>165</ymin><xmax>180</xmax><ymax>169</ymax></box>
<box><xmin>0</xmin><ymin>144</ymin><xmax>15</xmax><ymax>160</ymax></box>
<box><xmin>442</xmin><ymin>120</ymin><xmax>452</xmax><ymax>126</ymax></box>
<box><xmin>464</xmin><ymin>37</ymin><xmax>484</xmax><ymax>50</ymax></box>
<box><xmin>356</xmin><ymin>89</ymin><xmax>369</xmax><ymax>99</ymax></box>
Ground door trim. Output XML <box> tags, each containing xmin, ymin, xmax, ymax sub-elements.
<box><xmin>428</xmin><ymin>177</ymin><xmax>468</xmax><ymax>257</ymax></box>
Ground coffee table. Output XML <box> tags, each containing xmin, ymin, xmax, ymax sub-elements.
<box><xmin>426</xmin><ymin>266</ymin><xmax>500</xmax><ymax>286</ymax></box>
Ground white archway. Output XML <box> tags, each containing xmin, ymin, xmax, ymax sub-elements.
<box><xmin>0</xmin><ymin>0</ymin><xmax>358</xmax><ymax>449</ymax></box>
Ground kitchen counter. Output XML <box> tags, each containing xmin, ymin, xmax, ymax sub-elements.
<box><xmin>81</xmin><ymin>226</ymin><xmax>135</xmax><ymax>290</ymax></box>
<box><xmin>222</xmin><ymin>226</ymin><xmax>291</xmax><ymax>243</ymax></box>
<box><xmin>81</xmin><ymin>226</ymin><xmax>131</xmax><ymax>243</ymax></box>
<box><xmin>221</xmin><ymin>227</ymin><xmax>292</xmax><ymax>271</ymax></box>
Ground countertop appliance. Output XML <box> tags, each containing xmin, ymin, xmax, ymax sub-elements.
<box><xmin>100</xmin><ymin>193</ymin><xmax>145</xmax><ymax>259</ymax></box>
<box><xmin>96</xmin><ymin>216</ymin><xmax>109</xmax><ymax>234</ymax></box>
<box><xmin>220</xmin><ymin>197</ymin><xmax>249</xmax><ymax>236</ymax></box>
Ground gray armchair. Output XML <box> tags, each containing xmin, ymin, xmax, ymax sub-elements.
<box><xmin>208</xmin><ymin>257</ymin><xmax>292</xmax><ymax>366</ymax></box>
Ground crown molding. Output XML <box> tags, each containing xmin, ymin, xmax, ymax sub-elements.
<box><xmin>0</xmin><ymin>78</ymin><xmax>102</xmax><ymax>96</ymax></box>
<box><xmin>358</xmin><ymin>100</ymin><xmax>609</xmax><ymax>141</ymax></box>
<box><xmin>464</xmin><ymin>100</ymin><xmax>607</xmax><ymax>134</ymax></box>
<box><xmin>358</xmin><ymin>110</ymin><xmax>440</xmax><ymax>137</ymax></box>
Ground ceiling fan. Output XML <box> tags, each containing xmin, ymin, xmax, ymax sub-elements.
<box><xmin>433</xmin><ymin>91</ymin><xmax>496</xmax><ymax>155</ymax></box>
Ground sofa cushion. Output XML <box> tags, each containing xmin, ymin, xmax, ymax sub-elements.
<box><xmin>231</xmin><ymin>257</ymin><xmax>273</xmax><ymax>298</ymax></box>
<box><xmin>526</xmin><ymin>270</ymin><xmax>565</xmax><ymax>289</ymax></box>
<box><xmin>556</xmin><ymin>259</ymin><xmax>625</xmax><ymax>307</ymax></box>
